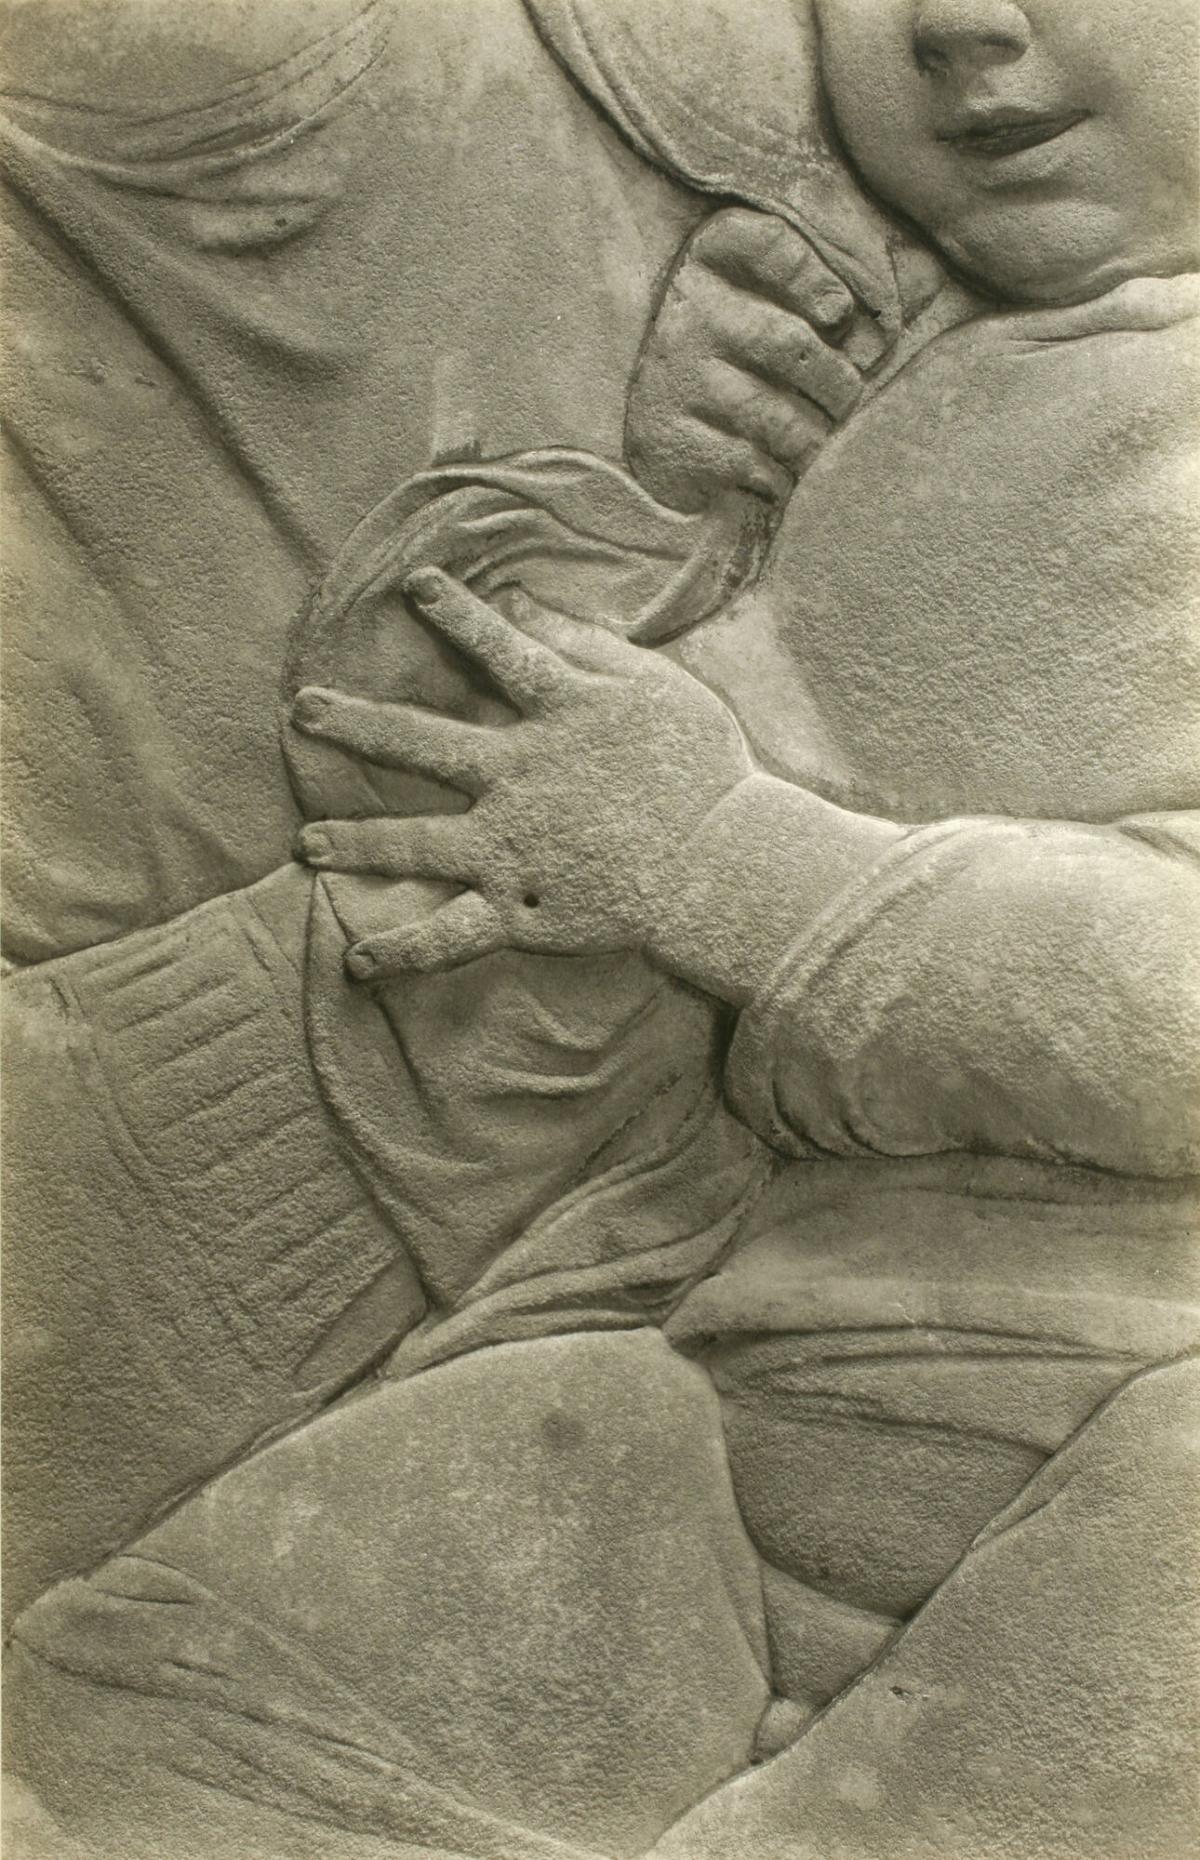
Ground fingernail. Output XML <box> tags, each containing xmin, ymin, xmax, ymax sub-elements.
<box><xmin>814</xmin><ymin>285</ymin><xmax>852</xmax><ymax>324</ymax></box>
<box><xmin>299</xmin><ymin>828</ymin><xmax>329</xmax><ymax>864</ymax></box>
<box><xmin>508</xmin><ymin>587</ymin><xmax>540</xmax><ymax>624</ymax></box>
<box><xmin>403</xmin><ymin>566</ymin><xmax>444</xmax><ymax>606</ymax></box>
<box><xmin>293</xmin><ymin>689</ymin><xmax>331</xmax><ymax>732</ymax></box>
<box><xmin>345</xmin><ymin>942</ymin><xmax>379</xmax><ymax>980</ymax></box>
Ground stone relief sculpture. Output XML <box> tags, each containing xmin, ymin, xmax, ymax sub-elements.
<box><xmin>3</xmin><ymin>0</ymin><xmax>1198</xmax><ymax>1855</ymax></box>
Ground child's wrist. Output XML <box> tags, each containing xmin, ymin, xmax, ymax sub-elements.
<box><xmin>646</xmin><ymin>773</ymin><xmax>904</xmax><ymax>1007</ymax></box>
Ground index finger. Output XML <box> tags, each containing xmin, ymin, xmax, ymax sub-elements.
<box><xmin>694</xmin><ymin>210</ymin><xmax>856</xmax><ymax>337</ymax></box>
<box><xmin>404</xmin><ymin>568</ymin><xmax>573</xmax><ymax>713</ymax></box>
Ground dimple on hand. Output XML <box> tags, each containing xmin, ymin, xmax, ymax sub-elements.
<box><xmin>292</xmin><ymin>569</ymin><xmax>751</xmax><ymax>977</ymax></box>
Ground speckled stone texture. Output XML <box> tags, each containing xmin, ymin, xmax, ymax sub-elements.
<box><xmin>3</xmin><ymin>1</ymin><xmax>1198</xmax><ymax>1855</ymax></box>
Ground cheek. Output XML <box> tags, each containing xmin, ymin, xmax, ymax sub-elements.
<box><xmin>1125</xmin><ymin>33</ymin><xmax>1200</xmax><ymax>194</ymax></box>
<box><xmin>1039</xmin><ymin>0</ymin><xmax>1200</xmax><ymax>183</ymax></box>
<box><xmin>815</xmin><ymin>0</ymin><xmax>926</xmax><ymax>187</ymax></box>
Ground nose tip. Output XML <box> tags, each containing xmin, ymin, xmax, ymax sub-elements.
<box><xmin>914</xmin><ymin>0</ymin><xmax>1032</xmax><ymax>76</ymax></box>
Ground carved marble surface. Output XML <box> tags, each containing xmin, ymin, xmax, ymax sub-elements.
<box><xmin>2</xmin><ymin>2</ymin><xmax>1198</xmax><ymax>1855</ymax></box>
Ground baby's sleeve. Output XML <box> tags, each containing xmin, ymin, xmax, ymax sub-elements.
<box><xmin>725</xmin><ymin>811</ymin><xmax>1200</xmax><ymax>1178</ymax></box>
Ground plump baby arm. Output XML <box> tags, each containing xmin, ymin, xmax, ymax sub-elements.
<box><xmin>293</xmin><ymin>571</ymin><xmax>1198</xmax><ymax>1180</ymax></box>
<box><xmin>672</xmin><ymin>800</ymin><xmax>1200</xmax><ymax>1178</ymax></box>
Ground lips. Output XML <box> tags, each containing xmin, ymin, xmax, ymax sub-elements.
<box><xmin>938</xmin><ymin>109</ymin><xmax>1090</xmax><ymax>158</ymax></box>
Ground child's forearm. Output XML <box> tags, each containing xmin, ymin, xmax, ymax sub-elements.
<box><xmin>647</xmin><ymin>772</ymin><xmax>903</xmax><ymax>1006</ymax></box>
<box><xmin>668</xmin><ymin>798</ymin><xmax>1200</xmax><ymax>1179</ymax></box>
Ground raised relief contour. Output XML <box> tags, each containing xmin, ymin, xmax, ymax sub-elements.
<box><xmin>3</xmin><ymin>2</ymin><xmax>1198</xmax><ymax>1856</ymax></box>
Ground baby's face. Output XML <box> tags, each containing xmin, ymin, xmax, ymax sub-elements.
<box><xmin>815</xmin><ymin>0</ymin><xmax>1199</xmax><ymax>304</ymax></box>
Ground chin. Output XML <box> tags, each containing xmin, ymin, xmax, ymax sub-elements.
<box><xmin>935</xmin><ymin>206</ymin><xmax>1173</xmax><ymax>309</ymax></box>
<box><xmin>970</xmin><ymin>251</ymin><xmax>1198</xmax><ymax>310</ymax></box>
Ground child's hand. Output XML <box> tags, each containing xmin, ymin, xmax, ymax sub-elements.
<box><xmin>626</xmin><ymin>208</ymin><xmax>878</xmax><ymax>513</ymax></box>
<box><xmin>292</xmin><ymin>568</ymin><xmax>751</xmax><ymax>977</ymax></box>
